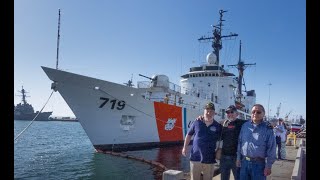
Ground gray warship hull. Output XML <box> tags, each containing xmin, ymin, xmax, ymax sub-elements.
<box><xmin>14</xmin><ymin>111</ymin><xmax>52</xmax><ymax>121</ymax></box>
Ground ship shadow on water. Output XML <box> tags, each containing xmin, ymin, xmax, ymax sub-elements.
<box><xmin>153</xmin><ymin>146</ymin><xmax>190</xmax><ymax>171</ymax></box>
<box><xmin>111</xmin><ymin>145</ymin><xmax>191</xmax><ymax>179</ymax></box>
<box><xmin>90</xmin><ymin>152</ymin><xmax>157</xmax><ymax>180</ymax></box>
<box><xmin>90</xmin><ymin>145</ymin><xmax>191</xmax><ymax>179</ymax></box>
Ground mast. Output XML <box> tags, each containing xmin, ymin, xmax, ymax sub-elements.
<box><xmin>17</xmin><ymin>86</ymin><xmax>30</xmax><ymax>105</ymax></box>
<box><xmin>228</xmin><ymin>40</ymin><xmax>256</xmax><ymax>103</ymax></box>
<box><xmin>124</xmin><ymin>74</ymin><xmax>134</xmax><ymax>87</ymax></box>
<box><xmin>56</xmin><ymin>9</ymin><xmax>61</xmax><ymax>70</ymax></box>
<box><xmin>198</xmin><ymin>9</ymin><xmax>238</xmax><ymax>66</ymax></box>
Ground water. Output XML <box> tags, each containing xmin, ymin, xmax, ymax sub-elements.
<box><xmin>14</xmin><ymin>120</ymin><xmax>190</xmax><ymax>180</ymax></box>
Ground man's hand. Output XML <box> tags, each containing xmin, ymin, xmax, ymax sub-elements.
<box><xmin>264</xmin><ymin>168</ymin><xmax>272</xmax><ymax>176</ymax></box>
<box><xmin>196</xmin><ymin>115</ymin><xmax>204</xmax><ymax>121</ymax></box>
<box><xmin>222</xmin><ymin>119</ymin><xmax>230</xmax><ymax>127</ymax></box>
<box><xmin>236</xmin><ymin>160</ymin><xmax>241</xmax><ymax>167</ymax></box>
<box><xmin>266</xmin><ymin>121</ymin><xmax>274</xmax><ymax>129</ymax></box>
<box><xmin>182</xmin><ymin>147</ymin><xmax>188</xmax><ymax>156</ymax></box>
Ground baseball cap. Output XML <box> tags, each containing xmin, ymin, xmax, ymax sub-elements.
<box><xmin>226</xmin><ymin>105</ymin><xmax>237</xmax><ymax>112</ymax></box>
<box><xmin>204</xmin><ymin>102</ymin><xmax>215</xmax><ymax>110</ymax></box>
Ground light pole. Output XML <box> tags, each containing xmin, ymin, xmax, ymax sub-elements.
<box><xmin>267</xmin><ymin>82</ymin><xmax>272</xmax><ymax>120</ymax></box>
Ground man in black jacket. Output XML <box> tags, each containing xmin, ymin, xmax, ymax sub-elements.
<box><xmin>219</xmin><ymin>105</ymin><xmax>246</xmax><ymax>180</ymax></box>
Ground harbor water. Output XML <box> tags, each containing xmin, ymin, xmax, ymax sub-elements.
<box><xmin>14</xmin><ymin>120</ymin><xmax>190</xmax><ymax>180</ymax></box>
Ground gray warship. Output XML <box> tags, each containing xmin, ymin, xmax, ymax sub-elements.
<box><xmin>14</xmin><ymin>86</ymin><xmax>52</xmax><ymax>121</ymax></box>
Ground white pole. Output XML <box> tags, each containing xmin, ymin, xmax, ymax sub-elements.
<box><xmin>267</xmin><ymin>82</ymin><xmax>272</xmax><ymax>120</ymax></box>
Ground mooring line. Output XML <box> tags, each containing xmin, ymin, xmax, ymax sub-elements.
<box><xmin>14</xmin><ymin>90</ymin><xmax>54</xmax><ymax>141</ymax></box>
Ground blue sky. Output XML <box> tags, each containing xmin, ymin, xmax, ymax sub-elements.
<box><xmin>14</xmin><ymin>0</ymin><xmax>306</xmax><ymax>120</ymax></box>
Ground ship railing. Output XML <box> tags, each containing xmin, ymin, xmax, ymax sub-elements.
<box><xmin>137</xmin><ymin>81</ymin><xmax>181</xmax><ymax>94</ymax></box>
<box><xmin>169</xmin><ymin>82</ymin><xmax>181</xmax><ymax>93</ymax></box>
<box><xmin>137</xmin><ymin>81</ymin><xmax>151</xmax><ymax>88</ymax></box>
<box><xmin>237</xmin><ymin>111</ymin><xmax>251</xmax><ymax>120</ymax></box>
<box><xmin>182</xmin><ymin>102</ymin><xmax>201</xmax><ymax>110</ymax></box>
<box><xmin>145</xmin><ymin>97</ymin><xmax>201</xmax><ymax>110</ymax></box>
<box><xmin>147</xmin><ymin>97</ymin><xmax>166</xmax><ymax>102</ymax></box>
<box><xmin>147</xmin><ymin>97</ymin><xmax>180</xmax><ymax>105</ymax></box>
<box><xmin>182</xmin><ymin>87</ymin><xmax>217</xmax><ymax>100</ymax></box>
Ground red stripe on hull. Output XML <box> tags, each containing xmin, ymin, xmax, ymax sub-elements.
<box><xmin>154</xmin><ymin>102</ymin><xmax>183</xmax><ymax>142</ymax></box>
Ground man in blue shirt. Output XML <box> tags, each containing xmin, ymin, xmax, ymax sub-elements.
<box><xmin>182</xmin><ymin>102</ymin><xmax>222</xmax><ymax>180</ymax></box>
<box><xmin>236</xmin><ymin>104</ymin><xmax>276</xmax><ymax>180</ymax></box>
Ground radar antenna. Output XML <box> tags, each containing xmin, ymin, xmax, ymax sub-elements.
<box><xmin>16</xmin><ymin>86</ymin><xmax>30</xmax><ymax>105</ymax></box>
<box><xmin>228</xmin><ymin>40</ymin><xmax>256</xmax><ymax>103</ymax></box>
<box><xmin>124</xmin><ymin>74</ymin><xmax>134</xmax><ymax>87</ymax></box>
<box><xmin>198</xmin><ymin>9</ymin><xmax>238</xmax><ymax>66</ymax></box>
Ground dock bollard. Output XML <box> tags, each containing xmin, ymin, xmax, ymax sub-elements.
<box><xmin>162</xmin><ymin>170</ymin><xmax>183</xmax><ymax>180</ymax></box>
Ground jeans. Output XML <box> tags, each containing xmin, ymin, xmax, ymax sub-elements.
<box><xmin>280</xmin><ymin>141</ymin><xmax>286</xmax><ymax>159</ymax></box>
<box><xmin>276</xmin><ymin>136</ymin><xmax>282</xmax><ymax>159</ymax></box>
<box><xmin>240</xmin><ymin>159</ymin><xmax>266</xmax><ymax>180</ymax></box>
<box><xmin>220</xmin><ymin>155</ymin><xmax>240</xmax><ymax>180</ymax></box>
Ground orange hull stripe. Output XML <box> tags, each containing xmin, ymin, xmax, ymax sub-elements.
<box><xmin>154</xmin><ymin>102</ymin><xmax>183</xmax><ymax>142</ymax></box>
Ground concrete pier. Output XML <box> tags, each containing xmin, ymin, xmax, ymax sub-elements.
<box><xmin>162</xmin><ymin>170</ymin><xmax>184</xmax><ymax>180</ymax></box>
<box><xmin>210</xmin><ymin>146</ymin><xmax>299</xmax><ymax>180</ymax></box>
<box><xmin>175</xmin><ymin>138</ymin><xmax>306</xmax><ymax>180</ymax></box>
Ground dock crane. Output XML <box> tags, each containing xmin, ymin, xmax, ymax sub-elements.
<box><xmin>284</xmin><ymin>110</ymin><xmax>292</xmax><ymax>121</ymax></box>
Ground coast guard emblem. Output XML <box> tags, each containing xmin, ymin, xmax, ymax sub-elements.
<box><xmin>165</xmin><ymin>118</ymin><xmax>176</xmax><ymax>130</ymax></box>
<box><xmin>210</xmin><ymin>126</ymin><xmax>217</xmax><ymax>132</ymax></box>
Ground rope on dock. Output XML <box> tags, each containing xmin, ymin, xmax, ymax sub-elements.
<box><xmin>102</xmin><ymin>150</ymin><xmax>168</xmax><ymax>174</ymax></box>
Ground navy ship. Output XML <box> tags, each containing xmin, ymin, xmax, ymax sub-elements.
<box><xmin>14</xmin><ymin>86</ymin><xmax>52</xmax><ymax>121</ymax></box>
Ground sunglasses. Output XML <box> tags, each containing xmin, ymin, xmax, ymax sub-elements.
<box><xmin>226</xmin><ymin>111</ymin><xmax>234</xmax><ymax>114</ymax></box>
<box><xmin>251</xmin><ymin>111</ymin><xmax>262</xmax><ymax>114</ymax></box>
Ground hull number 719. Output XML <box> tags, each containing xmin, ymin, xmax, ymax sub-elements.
<box><xmin>99</xmin><ymin>97</ymin><xmax>126</xmax><ymax>110</ymax></box>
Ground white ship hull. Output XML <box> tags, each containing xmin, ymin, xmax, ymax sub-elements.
<box><xmin>42</xmin><ymin>66</ymin><xmax>213</xmax><ymax>151</ymax></box>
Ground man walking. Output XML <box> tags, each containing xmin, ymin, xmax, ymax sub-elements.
<box><xmin>274</xmin><ymin>118</ymin><xmax>286</xmax><ymax>160</ymax></box>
